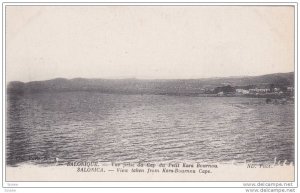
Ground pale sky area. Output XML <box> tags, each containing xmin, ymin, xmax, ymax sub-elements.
<box><xmin>6</xmin><ymin>6</ymin><xmax>294</xmax><ymax>82</ymax></box>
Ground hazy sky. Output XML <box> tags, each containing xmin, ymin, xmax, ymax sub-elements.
<box><xmin>6</xmin><ymin>6</ymin><xmax>294</xmax><ymax>82</ymax></box>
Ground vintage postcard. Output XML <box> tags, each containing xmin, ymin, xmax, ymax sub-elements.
<box><xmin>2</xmin><ymin>2</ymin><xmax>297</xmax><ymax>188</ymax></box>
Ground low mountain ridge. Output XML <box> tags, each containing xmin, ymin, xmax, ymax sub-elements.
<box><xmin>7</xmin><ymin>72</ymin><xmax>294</xmax><ymax>95</ymax></box>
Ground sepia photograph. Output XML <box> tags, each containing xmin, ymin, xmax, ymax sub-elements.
<box><xmin>3</xmin><ymin>2</ymin><xmax>297</xmax><ymax>185</ymax></box>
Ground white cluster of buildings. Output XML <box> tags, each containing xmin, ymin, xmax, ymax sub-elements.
<box><xmin>248</xmin><ymin>88</ymin><xmax>270</xmax><ymax>93</ymax></box>
<box><xmin>235</xmin><ymin>89</ymin><xmax>250</xmax><ymax>94</ymax></box>
<box><xmin>235</xmin><ymin>86</ymin><xmax>294</xmax><ymax>95</ymax></box>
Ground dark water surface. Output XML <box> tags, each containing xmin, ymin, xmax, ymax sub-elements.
<box><xmin>6</xmin><ymin>92</ymin><xmax>294</xmax><ymax>166</ymax></box>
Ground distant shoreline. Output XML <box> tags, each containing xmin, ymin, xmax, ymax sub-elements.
<box><xmin>7</xmin><ymin>90</ymin><xmax>295</xmax><ymax>102</ymax></box>
<box><xmin>6</xmin><ymin>72</ymin><xmax>294</xmax><ymax>100</ymax></box>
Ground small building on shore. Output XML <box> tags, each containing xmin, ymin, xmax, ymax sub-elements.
<box><xmin>287</xmin><ymin>87</ymin><xmax>294</xmax><ymax>92</ymax></box>
<box><xmin>236</xmin><ymin>89</ymin><xmax>250</xmax><ymax>94</ymax></box>
<box><xmin>217</xmin><ymin>92</ymin><xmax>224</xmax><ymax>96</ymax></box>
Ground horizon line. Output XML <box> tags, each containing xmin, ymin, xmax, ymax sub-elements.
<box><xmin>7</xmin><ymin>71</ymin><xmax>295</xmax><ymax>84</ymax></box>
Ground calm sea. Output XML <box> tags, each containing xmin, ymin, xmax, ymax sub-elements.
<box><xmin>6</xmin><ymin>92</ymin><xmax>294</xmax><ymax>166</ymax></box>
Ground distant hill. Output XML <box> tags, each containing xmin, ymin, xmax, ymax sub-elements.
<box><xmin>7</xmin><ymin>72</ymin><xmax>294</xmax><ymax>96</ymax></box>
